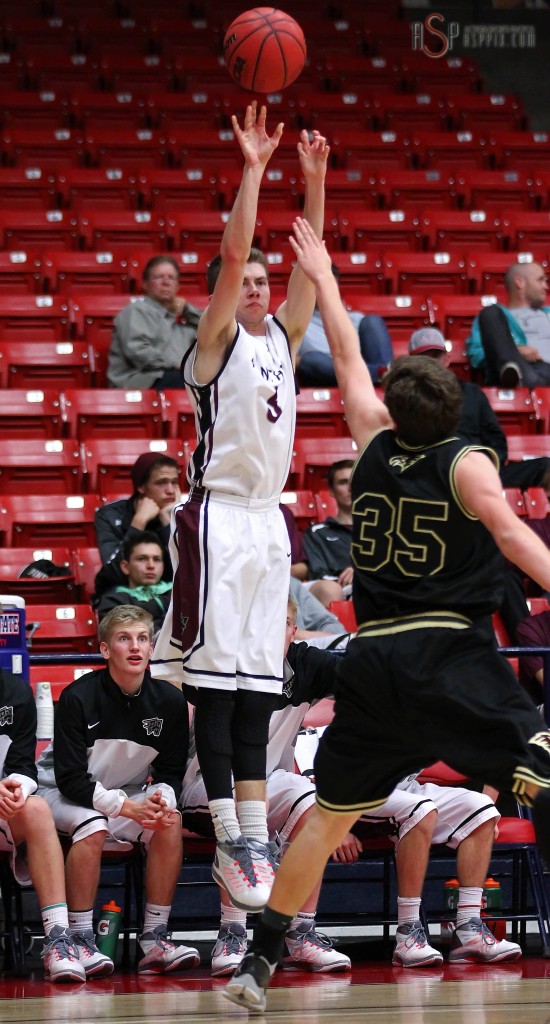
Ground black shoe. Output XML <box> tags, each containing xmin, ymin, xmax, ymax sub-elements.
<box><xmin>499</xmin><ymin>362</ymin><xmax>521</xmax><ymax>388</ymax></box>
<box><xmin>223</xmin><ymin>951</ymin><xmax>274</xmax><ymax>1013</ymax></box>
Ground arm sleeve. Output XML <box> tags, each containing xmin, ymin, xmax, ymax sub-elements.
<box><xmin>53</xmin><ymin>689</ymin><xmax>125</xmax><ymax>816</ymax></box>
<box><xmin>4</xmin><ymin>686</ymin><xmax>38</xmax><ymax>798</ymax></box>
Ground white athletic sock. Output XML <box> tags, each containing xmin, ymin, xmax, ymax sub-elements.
<box><xmin>397</xmin><ymin>896</ymin><xmax>422</xmax><ymax>928</ymax></box>
<box><xmin>209</xmin><ymin>798</ymin><xmax>241</xmax><ymax>842</ymax></box>
<box><xmin>43</xmin><ymin>902</ymin><xmax>69</xmax><ymax>935</ymax></box>
<box><xmin>290</xmin><ymin>911</ymin><xmax>316</xmax><ymax>932</ymax></box>
<box><xmin>220</xmin><ymin>902</ymin><xmax>247</xmax><ymax>929</ymax></box>
<box><xmin>237</xmin><ymin>800</ymin><xmax>269</xmax><ymax>843</ymax></box>
<box><xmin>68</xmin><ymin>908</ymin><xmax>93</xmax><ymax>934</ymax></box>
<box><xmin>142</xmin><ymin>903</ymin><xmax>170</xmax><ymax>943</ymax></box>
<box><xmin>456</xmin><ymin>886</ymin><xmax>483</xmax><ymax>927</ymax></box>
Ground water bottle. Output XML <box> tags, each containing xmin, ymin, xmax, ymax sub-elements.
<box><xmin>35</xmin><ymin>680</ymin><xmax>54</xmax><ymax>740</ymax></box>
<box><xmin>95</xmin><ymin>899</ymin><xmax>122</xmax><ymax>961</ymax></box>
<box><xmin>482</xmin><ymin>877</ymin><xmax>506</xmax><ymax>940</ymax></box>
<box><xmin>441</xmin><ymin>878</ymin><xmax>459</xmax><ymax>943</ymax></box>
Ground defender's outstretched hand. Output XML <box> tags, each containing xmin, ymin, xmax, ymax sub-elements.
<box><xmin>297</xmin><ymin>129</ymin><xmax>329</xmax><ymax>182</ymax></box>
<box><xmin>231</xmin><ymin>101</ymin><xmax>284</xmax><ymax>170</ymax></box>
<box><xmin>289</xmin><ymin>216</ymin><xmax>332</xmax><ymax>283</ymax></box>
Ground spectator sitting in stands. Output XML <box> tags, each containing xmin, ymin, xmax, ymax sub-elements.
<box><xmin>0</xmin><ymin>660</ymin><xmax>86</xmax><ymax>983</ymax></box>
<box><xmin>108</xmin><ymin>255</ymin><xmax>202</xmax><ymax>390</ymax></box>
<box><xmin>409</xmin><ymin>327</ymin><xmax>550</xmax><ymax>495</ymax></box>
<box><xmin>97</xmin><ymin>532</ymin><xmax>172</xmax><ymax>633</ymax></box>
<box><xmin>37</xmin><ymin>605</ymin><xmax>199</xmax><ymax>978</ymax></box>
<box><xmin>94</xmin><ymin>452</ymin><xmax>182</xmax><ymax>599</ymax></box>
<box><xmin>296</xmin><ymin>264</ymin><xmax>393</xmax><ymax>387</ymax></box>
<box><xmin>289</xmin><ymin>576</ymin><xmax>347</xmax><ymax>640</ymax></box>
<box><xmin>466</xmin><ymin>261</ymin><xmax>550</xmax><ymax>388</ymax></box>
<box><xmin>303</xmin><ymin>460</ymin><xmax>353</xmax><ymax>607</ymax></box>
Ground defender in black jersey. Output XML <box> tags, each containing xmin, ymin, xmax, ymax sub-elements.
<box><xmin>225</xmin><ymin>217</ymin><xmax>550</xmax><ymax>1012</ymax></box>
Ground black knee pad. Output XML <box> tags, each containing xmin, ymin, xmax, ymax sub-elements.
<box><xmin>195</xmin><ymin>689</ymin><xmax>236</xmax><ymax>758</ymax></box>
<box><xmin>234</xmin><ymin>690</ymin><xmax>279</xmax><ymax>747</ymax></box>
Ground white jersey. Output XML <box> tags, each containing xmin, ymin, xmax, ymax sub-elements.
<box><xmin>182</xmin><ymin>314</ymin><xmax>296</xmax><ymax>499</ymax></box>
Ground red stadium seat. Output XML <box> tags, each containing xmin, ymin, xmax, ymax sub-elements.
<box><xmin>400</xmin><ymin>55</ymin><xmax>482</xmax><ymax>94</ymax></box>
<box><xmin>70</xmin><ymin>294</ymin><xmax>131</xmax><ymax>381</ymax></box>
<box><xmin>383</xmin><ymin>252</ymin><xmax>468</xmax><ymax>295</ymax></box>
<box><xmin>301</xmin><ymin>698</ymin><xmax>335</xmax><ymax>730</ymax></box>
<box><xmin>502</xmin><ymin>212</ymin><xmax>550</xmax><ymax>252</ymax></box>
<box><xmin>303</xmin><ymin>92</ymin><xmax>374</xmax><ymax>134</ymax></box>
<box><xmin>56</xmin><ymin>168</ymin><xmax>140</xmax><ymax>212</ymax></box>
<box><xmin>0</xmin><ymin>295</ymin><xmax>70</xmax><ymax>341</ymax></box>
<box><xmin>149</xmin><ymin>92</ymin><xmax>224</xmax><ymax>134</ymax></box>
<box><xmin>63</xmin><ymin>388</ymin><xmax>163</xmax><ymax>441</ymax></box>
<box><xmin>289</xmin><ymin>437</ymin><xmax>359</xmax><ymax>491</ymax></box>
<box><xmin>327</xmin><ymin>600</ymin><xmax>358</xmax><ymax>633</ymax></box>
<box><xmin>330</xmin><ymin>252</ymin><xmax>385</xmax><ymax>297</ymax></box>
<box><xmin>372</xmin><ymin>93</ymin><xmax>448</xmax><ymax>133</ymax></box>
<box><xmin>98</xmin><ymin>54</ymin><xmax>177</xmax><ymax>93</ymax></box>
<box><xmin>280</xmin><ymin>491</ymin><xmax>318</xmax><ymax>533</ymax></box>
<box><xmin>23</xmin><ymin>54</ymin><xmax>102</xmax><ymax>94</ymax></box>
<box><xmin>166</xmin><ymin>211</ymin><xmax>236</xmax><ymax>251</ymax></box>
<box><xmin>30</xmin><ymin>663</ymin><xmax>103</xmax><ymax>701</ymax></box>
<box><xmin>314</xmin><ymin>490</ymin><xmax>338</xmax><ymax>520</ymax></box>
<box><xmin>0</xmin><ymin>252</ymin><xmax>42</xmax><ymax>295</ymax></box>
<box><xmin>0</xmin><ymin>211</ymin><xmax>79</xmax><ymax>252</ymax></box>
<box><xmin>421</xmin><ymin>209</ymin><xmax>505</xmax><ymax>253</ymax></box>
<box><xmin>376</xmin><ymin>169</ymin><xmax>458</xmax><ymax>212</ymax></box>
<box><xmin>482</xmin><ymin>388</ymin><xmax>540</xmax><ymax>435</ymax></box>
<box><xmin>430</xmin><ymin>294</ymin><xmax>500</xmax><ymax>345</ymax></box>
<box><xmin>506</xmin><ymin>435</ymin><xmax>550</xmax><ymax>462</ymax></box>
<box><xmin>83</xmin><ymin>129</ymin><xmax>168</xmax><ymax>169</ymax></box>
<box><xmin>0</xmin><ymin>389</ymin><xmax>63</xmax><ymax>439</ymax></box>
<box><xmin>503</xmin><ymin>488</ymin><xmax>528</xmax><ymax>517</ymax></box>
<box><xmin>166</xmin><ymin>128</ymin><xmax>249</xmax><ymax>174</ymax></box>
<box><xmin>340</xmin><ymin>210</ymin><xmax>423</xmax><ymax>253</ymax></box>
<box><xmin>527</xmin><ymin>597</ymin><xmax>550</xmax><ymax>614</ymax></box>
<box><xmin>42</xmin><ymin>251</ymin><xmax>130</xmax><ymax>295</ymax></box>
<box><xmin>79</xmin><ymin>210</ymin><xmax>169</xmax><ymax>252</ymax></box>
<box><xmin>71</xmin><ymin>546</ymin><xmax>102</xmax><ymax>603</ymax></box>
<box><xmin>447</xmin><ymin>93</ymin><xmax>526</xmax><ymax>133</ymax></box>
<box><xmin>0</xmin><ymin>494</ymin><xmax>100</xmax><ymax>547</ymax></box>
<box><xmin>0</xmin><ymin>547</ymin><xmax>75</xmax><ymax>604</ymax></box>
<box><xmin>295</xmin><ymin>389</ymin><xmax>349</xmax><ymax>439</ymax></box>
<box><xmin>456</xmin><ymin>171</ymin><xmax>537</xmax><ymax>213</ymax></box>
<box><xmin>69</xmin><ymin>91</ymin><xmax>149</xmax><ymax>132</ymax></box>
<box><xmin>0</xmin><ymin>439</ymin><xmax>83</xmax><ymax>495</ymax></box>
<box><xmin>1</xmin><ymin>128</ymin><xmax>85</xmax><ymax>170</ymax></box>
<box><xmin>0</xmin><ymin>339</ymin><xmax>94</xmax><ymax>390</ymax></box>
<box><xmin>466</xmin><ymin>252</ymin><xmax>544</xmax><ymax>294</ymax></box>
<box><xmin>491</xmin><ymin>131</ymin><xmax>550</xmax><ymax>173</ymax></box>
<box><xmin>321</xmin><ymin>55</ymin><xmax>400</xmax><ymax>93</ymax></box>
<box><xmin>218</xmin><ymin>166</ymin><xmax>304</xmax><ymax>212</ymax></box>
<box><xmin>325</xmin><ymin>130</ymin><xmax>412</xmax><ymax>172</ymax></box>
<box><xmin>26</xmin><ymin>603</ymin><xmax>98</xmax><ymax>655</ymax></box>
<box><xmin>524</xmin><ymin>488</ymin><xmax>550</xmax><ymax>519</ymax></box>
<box><xmin>411</xmin><ymin>131</ymin><xmax>492</xmax><ymax>171</ymax></box>
<box><xmin>0</xmin><ymin>168</ymin><xmax>57</xmax><ymax>211</ymax></box>
<box><xmin>161</xmin><ymin>390</ymin><xmax>198</xmax><ymax>442</ymax></box>
<box><xmin>1</xmin><ymin>90</ymin><xmax>71</xmax><ymax>131</ymax></box>
<box><xmin>139</xmin><ymin>168</ymin><xmax>219</xmax><ymax>213</ymax></box>
<box><xmin>82</xmin><ymin>438</ymin><xmax>188</xmax><ymax>497</ymax></box>
<box><xmin>531</xmin><ymin>390</ymin><xmax>550</xmax><ymax>433</ymax></box>
<box><xmin>343</xmin><ymin>295</ymin><xmax>431</xmax><ymax>342</ymax></box>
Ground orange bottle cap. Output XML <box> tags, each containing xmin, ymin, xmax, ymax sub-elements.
<box><xmin>102</xmin><ymin>899</ymin><xmax>122</xmax><ymax>912</ymax></box>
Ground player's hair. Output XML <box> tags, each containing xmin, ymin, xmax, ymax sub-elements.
<box><xmin>122</xmin><ymin>531</ymin><xmax>165</xmax><ymax>563</ymax></box>
<box><xmin>142</xmin><ymin>255</ymin><xmax>180</xmax><ymax>282</ymax></box>
<box><xmin>132</xmin><ymin>455</ymin><xmax>179</xmax><ymax>494</ymax></box>
<box><xmin>287</xmin><ymin>595</ymin><xmax>298</xmax><ymax>623</ymax></box>
<box><xmin>327</xmin><ymin>459</ymin><xmax>355</xmax><ymax>490</ymax></box>
<box><xmin>206</xmin><ymin>248</ymin><xmax>269</xmax><ymax>295</ymax></box>
<box><xmin>383</xmin><ymin>355</ymin><xmax>463</xmax><ymax>446</ymax></box>
<box><xmin>99</xmin><ymin>605</ymin><xmax>154</xmax><ymax>644</ymax></box>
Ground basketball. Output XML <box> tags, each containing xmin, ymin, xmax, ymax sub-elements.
<box><xmin>223</xmin><ymin>8</ymin><xmax>306</xmax><ymax>93</ymax></box>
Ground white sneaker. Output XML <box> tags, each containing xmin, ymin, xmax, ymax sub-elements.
<box><xmin>212</xmin><ymin>835</ymin><xmax>273</xmax><ymax>912</ymax></box>
<box><xmin>284</xmin><ymin>921</ymin><xmax>351</xmax><ymax>972</ymax></box>
<box><xmin>42</xmin><ymin>925</ymin><xmax>86</xmax><ymax>983</ymax></box>
<box><xmin>211</xmin><ymin>923</ymin><xmax>248</xmax><ymax>976</ymax></box>
<box><xmin>137</xmin><ymin>926</ymin><xmax>200</xmax><ymax>974</ymax></box>
<box><xmin>72</xmin><ymin>929</ymin><xmax>114</xmax><ymax>978</ymax></box>
<box><xmin>392</xmin><ymin>921</ymin><xmax>444</xmax><ymax>968</ymax></box>
<box><xmin>449</xmin><ymin>918</ymin><xmax>522</xmax><ymax>963</ymax></box>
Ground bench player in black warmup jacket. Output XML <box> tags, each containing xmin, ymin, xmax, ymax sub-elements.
<box><xmin>225</xmin><ymin>217</ymin><xmax>550</xmax><ymax>1012</ymax></box>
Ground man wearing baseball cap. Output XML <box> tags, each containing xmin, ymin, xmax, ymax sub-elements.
<box><xmin>93</xmin><ymin>452</ymin><xmax>182</xmax><ymax>599</ymax></box>
<box><xmin>408</xmin><ymin>328</ymin><xmax>550</xmax><ymax>496</ymax></box>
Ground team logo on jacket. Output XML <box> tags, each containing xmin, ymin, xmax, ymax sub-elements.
<box><xmin>0</xmin><ymin>706</ymin><xmax>13</xmax><ymax>726</ymax></box>
<box><xmin>389</xmin><ymin>454</ymin><xmax>426</xmax><ymax>473</ymax></box>
<box><xmin>142</xmin><ymin>717</ymin><xmax>163</xmax><ymax>737</ymax></box>
<box><xmin>529</xmin><ymin>731</ymin><xmax>550</xmax><ymax>754</ymax></box>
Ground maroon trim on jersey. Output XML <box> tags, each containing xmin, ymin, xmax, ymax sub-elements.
<box><xmin>170</xmin><ymin>491</ymin><xmax>208</xmax><ymax>657</ymax></box>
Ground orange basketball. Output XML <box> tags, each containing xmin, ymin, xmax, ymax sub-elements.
<box><xmin>223</xmin><ymin>8</ymin><xmax>306</xmax><ymax>93</ymax></box>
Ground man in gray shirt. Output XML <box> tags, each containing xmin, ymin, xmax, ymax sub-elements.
<box><xmin>108</xmin><ymin>255</ymin><xmax>202</xmax><ymax>390</ymax></box>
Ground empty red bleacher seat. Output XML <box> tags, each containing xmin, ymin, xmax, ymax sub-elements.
<box><xmin>372</xmin><ymin>93</ymin><xmax>448</xmax><ymax>133</ymax></box>
<box><xmin>71</xmin><ymin>546</ymin><xmax>102</xmax><ymax>603</ymax></box>
<box><xmin>447</xmin><ymin>93</ymin><xmax>526</xmax><ymax>133</ymax></box>
<box><xmin>42</xmin><ymin>251</ymin><xmax>130</xmax><ymax>295</ymax></box>
<box><xmin>411</xmin><ymin>131</ymin><xmax>492</xmax><ymax>171</ymax></box>
<box><xmin>0</xmin><ymin>494</ymin><xmax>100</xmax><ymax>547</ymax></box>
<box><xmin>2</xmin><ymin>128</ymin><xmax>85</xmax><ymax>170</ymax></box>
<box><xmin>26</xmin><ymin>603</ymin><xmax>98</xmax><ymax>655</ymax></box>
<box><xmin>0</xmin><ymin>252</ymin><xmax>42</xmax><ymax>294</ymax></box>
<box><xmin>383</xmin><ymin>252</ymin><xmax>468</xmax><ymax>295</ymax></box>
<box><xmin>0</xmin><ymin>340</ymin><xmax>94</xmax><ymax>389</ymax></box>
<box><xmin>503</xmin><ymin>488</ymin><xmax>528</xmax><ymax>517</ymax></box>
<box><xmin>0</xmin><ymin>168</ymin><xmax>57</xmax><ymax>211</ymax></box>
<box><xmin>344</xmin><ymin>295</ymin><xmax>431</xmax><ymax>342</ymax></box>
<box><xmin>482</xmin><ymin>388</ymin><xmax>540</xmax><ymax>435</ymax></box>
<box><xmin>377</xmin><ymin>169</ymin><xmax>458</xmax><ymax>212</ymax></box>
<box><xmin>30</xmin><ymin>662</ymin><xmax>103</xmax><ymax>701</ymax></box>
<box><xmin>0</xmin><ymin>295</ymin><xmax>70</xmax><ymax>341</ymax></box>
<box><xmin>330</xmin><ymin>252</ymin><xmax>385</xmax><ymax>296</ymax></box>
<box><xmin>0</xmin><ymin>439</ymin><xmax>82</xmax><ymax>494</ymax></box>
<box><xmin>295</xmin><ymin>389</ymin><xmax>349</xmax><ymax>439</ymax></box>
<box><xmin>421</xmin><ymin>209</ymin><xmax>505</xmax><ymax>252</ymax></box>
<box><xmin>79</xmin><ymin>210</ymin><xmax>169</xmax><ymax>252</ymax></box>
<box><xmin>456</xmin><ymin>170</ymin><xmax>537</xmax><ymax>213</ymax></box>
<box><xmin>139</xmin><ymin>168</ymin><xmax>219</xmax><ymax>213</ymax></box>
<box><xmin>330</xmin><ymin>130</ymin><xmax>412</xmax><ymax>172</ymax></box>
<box><xmin>327</xmin><ymin>600</ymin><xmax>358</xmax><ymax>633</ymax></box>
<box><xmin>0</xmin><ymin>389</ymin><xmax>63</xmax><ymax>439</ymax></box>
<box><xmin>280</xmin><ymin>491</ymin><xmax>318</xmax><ymax>533</ymax></box>
<box><xmin>161</xmin><ymin>390</ymin><xmax>198</xmax><ymax>442</ymax></box>
<box><xmin>502</xmin><ymin>212</ymin><xmax>550</xmax><ymax>252</ymax></box>
<box><xmin>506</xmin><ymin>435</ymin><xmax>550</xmax><ymax>462</ymax></box>
<box><xmin>290</xmin><ymin>437</ymin><xmax>359</xmax><ymax>491</ymax></box>
<box><xmin>492</xmin><ymin>131</ymin><xmax>550</xmax><ymax>173</ymax></box>
<box><xmin>524</xmin><ymin>487</ymin><xmax>550</xmax><ymax>519</ymax></box>
<box><xmin>430</xmin><ymin>294</ymin><xmax>500</xmax><ymax>345</ymax></box>
<box><xmin>340</xmin><ymin>210</ymin><xmax>422</xmax><ymax>253</ymax></box>
<box><xmin>63</xmin><ymin>388</ymin><xmax>163</xmax><ymax>441</ymax></box>
<box><xmin>0</xmin><ymin>210</ymin><xmax>79</xmax><ymax>251</ymax></box>
<box><xmin>56</xmin><ymin>168</ymin><xmax>139</xmax><ymax>212</ymax></box>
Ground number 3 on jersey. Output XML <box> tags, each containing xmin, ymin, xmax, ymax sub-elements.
<box><xmin>352</xmin><ymin>492</ymin><xmax>448</xmax><ymax>576</ymax></box>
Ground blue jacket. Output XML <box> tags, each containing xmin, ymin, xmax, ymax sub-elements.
<box><xmin>467</xmin><ymin>303</ymin><xmax>550</xmax><ymax>368</ymax></box>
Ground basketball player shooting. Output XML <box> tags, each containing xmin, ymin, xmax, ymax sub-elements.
<box><xmin>152</xmin><ymin>107</ymin><xmax>328</xmax><ymax>913</ymax></box>
<box><xmin>224</xmin><ymin>216</ymin><xmax>550</xmax><ymax>1011</ymax></box>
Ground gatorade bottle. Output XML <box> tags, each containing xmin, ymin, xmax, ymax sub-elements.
<box><xmin>441</xmin><ymin>878</ymin><xmax>459</xmax><ymax>943</ymax></box>
<box><xmin>95</xmin><ymin>899</ymin><xmax>122</xmax><ymax>961</ymax></box>
<box><xmin>482</xmin><ymin>878</ymin><xmax>506</xmax><ymax>940</ymax></box>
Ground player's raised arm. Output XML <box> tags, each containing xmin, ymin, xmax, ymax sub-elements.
<box><xmin>289</xmin><ymin>217</ymin><xmax>391</xmax><ymax>448</ymax></box>
<box><xmin>194</xmin><ymin>103</ymin><xmax>283</xmax><ymax>384</ymax></box>
<box><xmin>276</xmin><ymin>130</ymin><xmax>329</xmax><ymax>355</ymax></box>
